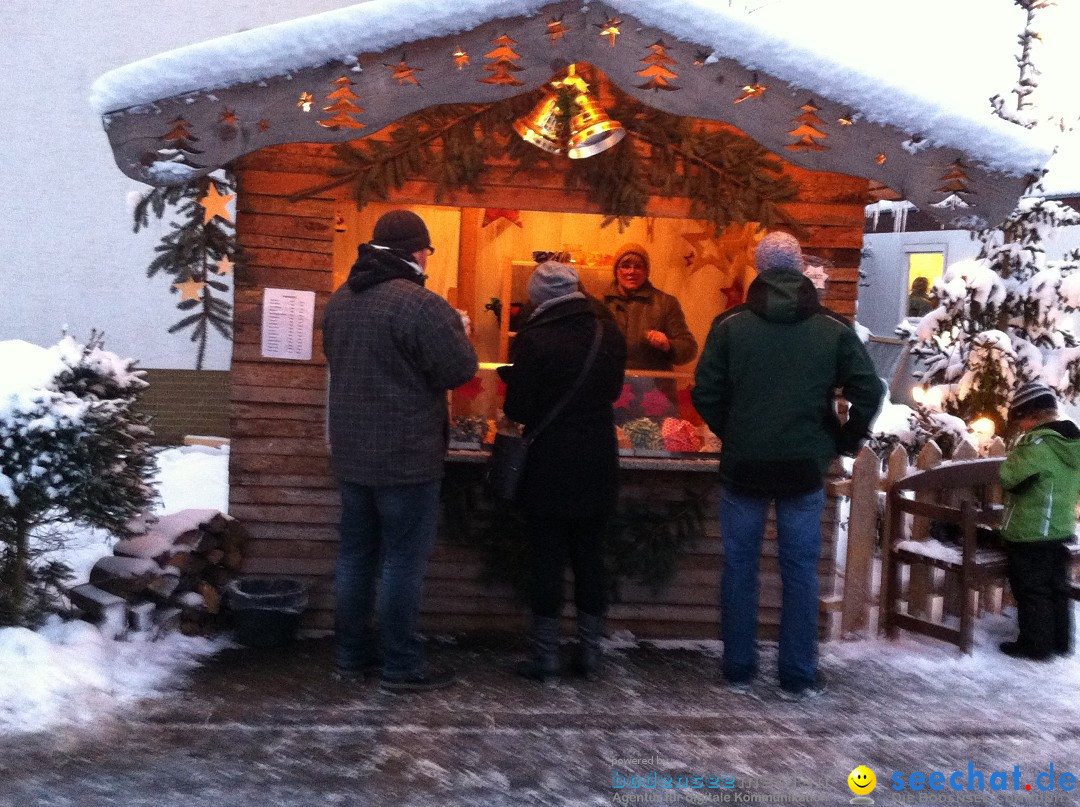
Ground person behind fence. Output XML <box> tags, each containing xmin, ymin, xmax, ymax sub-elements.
<box><xmin>322</xmin><ymin>209</ymin><xmax>478</xmax><ymax>693</ymax></box>
<box><xmin>691</xmin><ymin>231</ymin><xmax>884</xmax><ymax>700</ymax></box>
<box><xmin>498</xmin><ymin>261</ymin><xmax>626</xmax><ymax>682</ymax></box>
<box><xmin>998</xmin><ymin>381</ymin><xmax>1080</xmax><ymax>661</ymax></box>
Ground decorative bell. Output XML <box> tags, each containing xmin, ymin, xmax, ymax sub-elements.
<box><xmin>512</xmin><ymin>92</ymin><xmax>566</xmax><ymax>156</ymax></box>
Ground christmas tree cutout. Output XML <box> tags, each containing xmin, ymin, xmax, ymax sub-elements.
<box><xmin>785</xmin><ymin>101</ymin><xmax>829</xmax><ymax>152</ymax></box>
<box><xmin>931</xmin><ymin>161</ymin><xmax>973</xmax><ymax>208</ymax></box>
<box><xmin>636</xmin><ymin>41</ymin><xmax>680</xmax><ymax>91</ymax></box>
<box><xmin>158</xmin><ymin>116</ymin><xmax>203</xmax><ymax>166</ymax></box>
<box><xmin>481</xmin><ymin>35</ymin><xmax>525</xmax><ymax>86</ymax></box>
<box><xmin>318</xmin><ymin>76</ymin><xmax>366</xmax><ymax>130</ymax></box>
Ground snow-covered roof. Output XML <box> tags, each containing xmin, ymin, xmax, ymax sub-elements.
<box><xmin>92</xmin><ymin>0</ymin><xmax>1053</xmax><ymax>227</ymax></box>
<box><xmin>1040</xmin><ymin>133</ymin><xmax>1080</xmax><ymax>199</ymax></box>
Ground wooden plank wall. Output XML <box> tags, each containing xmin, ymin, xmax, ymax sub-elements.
<box><xmin>229</xmin><ymin>140</ymin><xmax>863</xmax><ymax>636</ymax></box>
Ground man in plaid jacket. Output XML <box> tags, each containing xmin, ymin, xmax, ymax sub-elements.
<box><xmin>323</xmin><ymin>209</ymin><xmax>477</xmax><ymax>692</ymax></box>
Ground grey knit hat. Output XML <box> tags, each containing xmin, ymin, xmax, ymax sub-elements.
<box><xmin>371</xmin><ymin>209</ymin><xmax>432</xmax><ymax>255</ymax></box>
<box><xmin>1008</xmin><ymin>381</ymin><xmax>1058</xmax><ymax>420</ymax></box>
<box><xmin>528</xmin><ymin>261</ymin><xmax>580</xmax><ymax>305</ymax></box>
<box><xmin>755</xmin><ymin>231</ymin><xmax>805</xmax><ymax>273</ymax></box>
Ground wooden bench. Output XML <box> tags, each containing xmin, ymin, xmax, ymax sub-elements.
<box><xmin>882</xmin><ymin>457</ymin><xmax>1080</xmax><ymax>653</ymax></box>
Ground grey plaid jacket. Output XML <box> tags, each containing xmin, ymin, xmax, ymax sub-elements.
<box><xmin>322</xmin><ymin>247</ymin><xmax>478</xmax><ymax>485</ymax></box>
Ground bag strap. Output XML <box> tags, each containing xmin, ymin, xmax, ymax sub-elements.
<box><xmin>524</xmin><ymin>320</ymin><xmax>603</xmax><ymax>446</ymax></box>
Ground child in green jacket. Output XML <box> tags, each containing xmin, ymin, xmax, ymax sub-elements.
<box><xmin>999</xmin><ymin>381</ymin><xmax>1080</xmax><ymax>660</ymax></box>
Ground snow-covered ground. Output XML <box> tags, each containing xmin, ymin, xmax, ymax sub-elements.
<box><xmin>0</xmin><ymin>445</ymin><xmax>231</xmax><ymax>735</ymax></box>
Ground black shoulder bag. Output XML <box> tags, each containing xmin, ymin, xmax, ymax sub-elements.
<box><xmin>485</xmin><ymin>321</ymin><xmax>603</xmax><ymax>501</ymax></box>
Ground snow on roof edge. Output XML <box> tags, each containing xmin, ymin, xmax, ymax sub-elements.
<box><xmin>90</xmin><ymin>0</ymin><xmax>1053</xmax><ymax>177</ymax></box>
<box><xmin>606</xmin><ymin>0</ymin><xmax>1052</xmax><ymax>177</ymax></box>
<box><xmin>89</xmin><ymin>0</ymin><xmax>550</xmax><ymax>115</ymax></box>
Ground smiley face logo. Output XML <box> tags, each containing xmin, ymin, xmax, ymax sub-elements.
<box><xmin>848</xmin><ymin>765</ymin><xmax>876</xmax><ymax>795</ymax></box>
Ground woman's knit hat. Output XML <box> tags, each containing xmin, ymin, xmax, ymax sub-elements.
<box><xmin>613</xmin><ymin>243</ymin><xmax>651</xmax><ymax>276</ymax></box>
<box><xmin>528</xmin><ymin>261</ymin><xmax>581</xmax><ymax>305</ymax></box>
<box><xmin>371</xmin><ymin>209</ymin><xmax>432</xmax><ymax>255</ymax></box>
<box><xmin>1008</xmin><ymin>381</ymin><xmax>1058</xmax><ymax>420</ymax></box>
<box><xmin>755</xmin><ymin>231</ymin><xmax>805</xmax><ymax>273</ymax></box>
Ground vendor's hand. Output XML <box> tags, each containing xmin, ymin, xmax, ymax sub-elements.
<box><xmin>645</xmin><ymin>330</ymin><xmax>670</xmax><ymax>352</ymax></box>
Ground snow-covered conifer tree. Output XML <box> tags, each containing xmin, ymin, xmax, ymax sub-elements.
<box><xmin>0</xmin><ymin>334</ymin><xmax>157</xmax><ymax>626</ymax></box>
<box><xmin>902</xmin><ymin>0</ymin><xmax>1080</xmax><ymax>433</ymax></box>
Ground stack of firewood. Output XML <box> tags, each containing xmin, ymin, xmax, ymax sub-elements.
<box><xmin>68</xmin><ymin>508</ymin><xmax>247</xmax><ymax>639</ymax></box>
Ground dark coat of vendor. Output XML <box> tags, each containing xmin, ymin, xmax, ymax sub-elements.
<box><xmin>602</xmin><ymin>243</ymin><xmax>698</xmax><ymax>371</ymax></box>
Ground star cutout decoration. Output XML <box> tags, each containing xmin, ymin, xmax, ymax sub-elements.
<box><xmin>173</xmin><ymin>279</ymin><xmax>206</xmax><ymax>301</ymax></box>
<box><xmin>482</xmin><ymin>208</ymin><xmax>523</xmax><ymax>228</ymax></box>
<box><xmin>734</xmin><ymin>83</ymin><xmax>768</xmax><ymax>104</ymax></box>
<box><xmin>453</xmin><ymin>47</ymin><xmax>470</xmax><ymax>70</ymax></box>
<box><xmin>547</xmin><ymin>18</ymin><xmax>570</xmax><ymax>45</ymax></box>
<box><xmin>387</xmin><ymin>58</ymin><xmax>422</xmax><ymax>86</ymax></box>
<box><xmin>220</xmin><ymin>108</ymin><xmax>239</xmax><ymax>126</ymax></box>
<box><xmin>199</xmin><ymin>182</ymin><xmax>235</xmax><ymax>224</ymax></box>
<box><xmin>680</xmin><ymin>230</ymin><xmax>723</xmax><ymax>274</ymax></box>
<box><xmin>257</xmin><ymin>119</ymin><xmax>270</xmax><ymax>132</ymax></box>
<box><xmin>597</xmin><ymin>17</ymin><xmax>621</xmax><ymax>47</ymax></box>
<box><xmin>298</xmin><ymin>92</ymin><xmax>314</xmax><ymax>112</ymax></box>
<box><xmin>215</xmin><ymin>255</ymin><xmax>235</xmax><ymax>276</ymax></box>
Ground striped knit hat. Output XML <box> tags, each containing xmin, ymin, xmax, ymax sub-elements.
<box><xmin>1008</xmin><ymin>381</ymin><xmax>1058</xmax><ymax>420</ymax></box>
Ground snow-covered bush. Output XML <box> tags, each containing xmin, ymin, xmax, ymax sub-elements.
<box><xmin>903</xmin><ymin>197</ymin><xmax>1080</xmax><ymax>431</ymax></box>
<box><xmin>0</xmin><ymin>335</ymin><xmax>157</xmax><ymax>627</ymax></box>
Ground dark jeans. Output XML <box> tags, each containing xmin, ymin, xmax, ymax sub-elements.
<box><xmin>334</xmin><ymin>480</ymin><xmax>441</xmax><ymax>678</ymax></box>
<box><xmin>527</xmin><ymin>515</ymin><xmax>608</xmax><ymax>619</ymax></box>
<box><xmin>718</xmin><ymin>486</ymin><xmax>825</xmax><ymax>691</ymax></box>
<box><xmin>1005</xmin><ymin>539</ymin><xmax>1072</xmax><ymax>656</ymax></box>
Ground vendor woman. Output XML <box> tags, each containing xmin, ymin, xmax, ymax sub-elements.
<box><xmin>602</xmin><ymin>243</ymin><xmax>697</xmax><ymax>372</ymax></box>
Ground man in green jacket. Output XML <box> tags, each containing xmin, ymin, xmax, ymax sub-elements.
<box><xmin>692</xmin><ymin>231</ymin><xmax>883</xmax><ymax>699</ymax></box>
<box><xmin>999</xmin><ymin>381</ymin><xmax>1080</xmax><ymax>660</ymax></box>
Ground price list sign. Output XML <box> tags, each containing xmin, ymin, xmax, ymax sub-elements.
<box><xmin>261</xmin><ymin>288</ymin><xmax>315</xmax><ymax>361</ymax></box>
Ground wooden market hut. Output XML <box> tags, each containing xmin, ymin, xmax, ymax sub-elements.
<box><xmin>93</xmin><ymin>0</ymin><xmax>1048</xmax><ymax>637</ymax></box>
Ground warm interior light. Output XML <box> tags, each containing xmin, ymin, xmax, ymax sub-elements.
<box><xmin>913</xmin><ymin>385</ymin><xmax>945</xmax><ymax>411</ymax></box>
<box><xmin>513</xmin><ymin>64</ymin><xmax>624</xmax><ymax>159</ymax></box>
<box><xmin>970</xmin><ymin>417</ymin><xmax>996</xmax><ymax>439</ymax></box>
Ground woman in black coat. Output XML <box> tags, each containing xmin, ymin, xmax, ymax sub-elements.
<box><xmin>498</xmin><ymin>261</ymin><xmax>627</xmax><ymax>680</ymax></box>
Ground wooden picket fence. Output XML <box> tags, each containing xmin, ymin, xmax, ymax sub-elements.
<box><xmin>831</xmin><ymin>436</ymin><xmax>1008</xmax><ymax>639</ymax></box>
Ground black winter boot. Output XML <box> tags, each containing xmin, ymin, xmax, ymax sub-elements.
<box><xmin>516</xmin><ymin>616</ymin><xmax>561</xmax><ymax>682</ymax></box>
<box><xmin>571</xmin><ymin>612</ymin><xmax>605</xmax><ymax>679</ymax></box>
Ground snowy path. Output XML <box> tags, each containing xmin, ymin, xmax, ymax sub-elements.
<box><xmin>4</xmin><ymin>635</ymin><xmax>1079</xmax><ymax>807</ymax></box>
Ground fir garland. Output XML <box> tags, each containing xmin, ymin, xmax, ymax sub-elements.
<box><xmin>441</xmin><ymin>464</ymin><xmax>708</xmax><ymax>602</ymax></box>
<box><xmin>291</xmin><ymin>87</ymin><xmax>802</xmax><ymax>236</ymax></box>
<box><xmin>133</xmin><ymin>174</ymin><xmax>241</xmax><ymax>370</ymax></box>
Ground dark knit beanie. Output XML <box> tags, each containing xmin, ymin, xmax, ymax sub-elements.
<box><xmin>755</xmin><ymin>231</ymin><xmax>805</xmax><ymax>273</ymax></box>
<box><xmin>528</xmin><ymin>261</ymin><xmax>580</xmax><ymax>305</ymax></box>
<box><xmin>1008</xmin><ymin>381</ymin><xmax>1058</xmax><ymax>420</ymax></box>
<box><xmin>371</xmin><ymin>209</ymin><xmax>431</xmax><ymax>255</ymax></box>
<box><xmin>613</xmin><ymin>243</ymin><xmax>651</xmax><ymax>276</ymax></box>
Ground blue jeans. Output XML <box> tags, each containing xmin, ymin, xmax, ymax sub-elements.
<box><xmin>335</xmin><ymin>480</ymin><xmax>441</xmax><ymax>679</ymax></box>
<box><xmin>718</xmin><ymin>485</ymin><xmax>824</xmax><ymax>691</ymax></box>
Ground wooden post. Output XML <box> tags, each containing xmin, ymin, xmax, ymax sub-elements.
<box><xmin>841</xmin><ymin>446</ymin><xmax>880</xmax><ymax>637</ymax></box>
<box><xmin>907</xmin><ymin>440</ymin><xmax>942</xmax><ymax>618</ymax></box>
<box><xmin>879</xmin><ymin>445</ymin><xmax>910</xmax><ymax>637</ymax></box>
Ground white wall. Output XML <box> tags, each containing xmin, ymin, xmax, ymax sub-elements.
<box><xmin>0</xmin><ymin>0</ymin><xmax>357</xmax><ymax>369</ymax></box>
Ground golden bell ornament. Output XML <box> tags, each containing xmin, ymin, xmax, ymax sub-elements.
<box><xmin>512</xmin><ymin>92</ymin><xmax>566</xmax><ymax>156</ymax></box>
<box><xmin>514</xmin><ymin>64</ymin><xmax>624</xmax><ymax>159</ymax></box>
<box><xmin>566</xmin><ymin>91</ymin><xmax>625</xmax><ymax>159</ymax></box>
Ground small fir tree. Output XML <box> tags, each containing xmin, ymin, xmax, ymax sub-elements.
<box><xmin>903</xmin><ymin>198</ymin><xmax>1080</xmax><ymax>431</ymax></box>
<box><xmin>0</xmin><ymin>334</ymin><xmax>157</xmax><ymax>627</ymax></box>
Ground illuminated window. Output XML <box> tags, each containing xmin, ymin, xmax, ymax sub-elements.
<box><xmin>906</xmin><ymin>251</ymin><xmax>944</xmax><ymax>318</ymax></box>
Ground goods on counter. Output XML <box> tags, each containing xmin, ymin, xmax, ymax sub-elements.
<box><xmin>623</xmin><ymin>417</ymin><xmax>663</xmax><ymax>450</ymax></box>
<box><xmin>661</xmin><ymin>418</ymin><xmax>702</xmax><ymax>453</ymax></box>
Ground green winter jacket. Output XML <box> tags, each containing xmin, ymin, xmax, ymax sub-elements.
<box><xmin>691</xmin><ymin>268</ymin><xmax>884</xmax><ymax>496</ymax></box>
<box><xmin>1000</xmin><ymin>420</ymin><xmax>1080</xmax><ymax>543</ymax></box>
